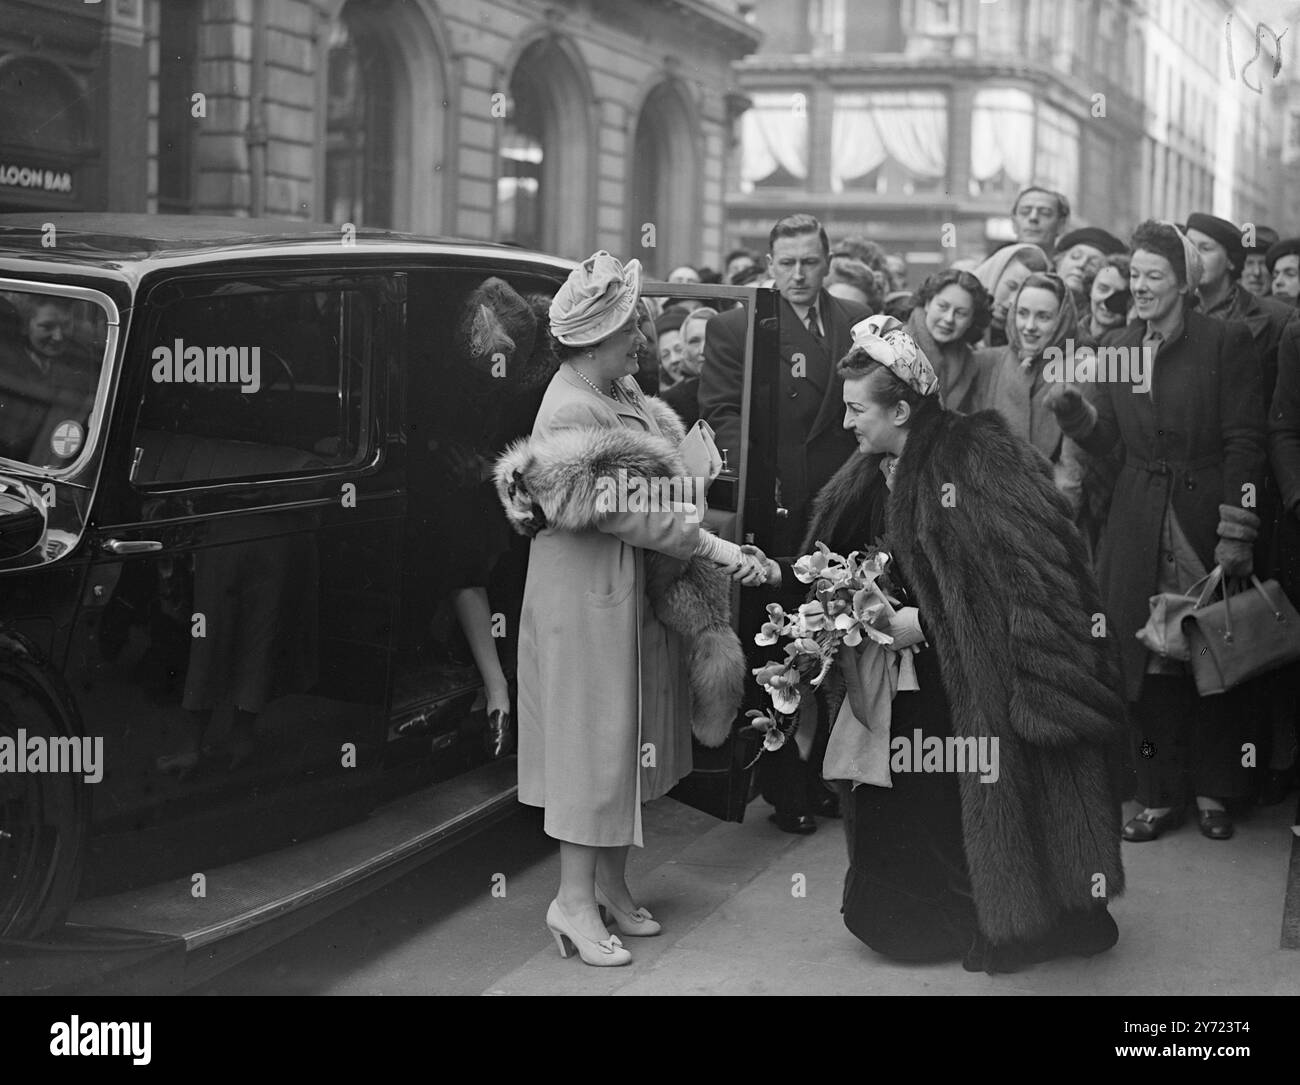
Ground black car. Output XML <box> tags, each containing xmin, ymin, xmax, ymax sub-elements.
<box><xmin>0</xmin><ymin>214</ymin><xmax>779</xmax><ymax>991</ymax></box>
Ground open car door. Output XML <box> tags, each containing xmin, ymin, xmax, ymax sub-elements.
<box><xmin>638</xmin><ymin>282</ymin><xmax>781</xmax><ymax>821</ymax></box>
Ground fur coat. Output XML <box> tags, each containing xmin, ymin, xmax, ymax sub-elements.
<box><xmin>803</xmin><ymin>408</ymin><xmax>1129</xmax><ymax>944</ymax></box>
<box><xmin>494</xmin><ymin>387</ymin><xmax>745</xmax><ymax>749</ymax></box>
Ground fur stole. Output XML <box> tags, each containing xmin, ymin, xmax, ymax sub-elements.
<box><xmin>494</xmin><ymin>396</ymin><xmax>745</xmax><ymax>748</ymax></box>
<box><xmin>887</xmin><ymin>405</ymin><xmax>1129</xmax><ymax>942</ymax></box>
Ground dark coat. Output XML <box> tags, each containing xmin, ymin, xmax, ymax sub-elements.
<box><xmin>1268</xmin><ymin>319</ymin><xmax>1300</xmax><ymax>596</ymax></box>
<box><xmin>660</xmin><ymin>375</ymin><xmax>700</xmax><ymax>429</ymax></box>
<box><xmin>1203</xmin><ymin>284</ymin><xmax>1296</xmax><ymax>411</ymax></box>
<box><xmin>699</xmin><ymin>289</ymin><xmax>868</xmax><ymax>553</ymax></box>
<box><xmin>1069</xmin><ymin>309</ymin><xmax>1267</xmax><ymax>702</ymax></box>
<box><xmin>801</xmin><ymin>410</ymin><xmax>1129</xmax><ymax>944</ymax></box>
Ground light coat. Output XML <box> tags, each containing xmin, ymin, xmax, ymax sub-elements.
<box><xmin>495</xmin><ymin>366</ymin><xmax>736</xmax><ymax>846</ymax></box>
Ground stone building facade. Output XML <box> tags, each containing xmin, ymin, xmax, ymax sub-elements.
<box><xmin>0</xmin><ymin>0</ymin><xmax>759</xmax><ymax>273</ymax></box>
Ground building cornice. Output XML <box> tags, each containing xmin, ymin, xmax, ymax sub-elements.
<box><xmin>656</xmin><ymin>0</ymin><xmax>763</xmax><ymax>51</ymax></box>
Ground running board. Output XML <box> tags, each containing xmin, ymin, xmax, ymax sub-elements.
<box><xmin>1</xmin><ymin>758</ymin><xmax>518</xmax><ymax>993</ymax></box>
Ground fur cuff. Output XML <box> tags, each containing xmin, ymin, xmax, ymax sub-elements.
<box><xmin>495</xmin><ymin>424</ymin><xmax>684</xmax><ymax>538</ymax></box>
<box><xmin>1217</xmin><ymin>504</ymin><xmax>1261</xmax><ymax>542</ymax></box>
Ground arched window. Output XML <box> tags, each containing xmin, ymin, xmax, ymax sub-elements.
<box><xmin>627</xmin><ymin>82</ymin><xmax>701</xmax><ymax>276</ymax></box>
<box><xmin>497</xmin><ymin>68</ymin><xmax>545</xmax><ymax>250</ymax></box>
<box><xmin>325</xmin><ymin>10</ymin><xmax>395</xmax><ymax>229</ymax></box>
<box><xmin>496</xmin><ymin>39</ymin><xmax>593</xmax><ymax>256</ymax></box>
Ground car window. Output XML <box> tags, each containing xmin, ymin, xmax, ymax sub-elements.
<box><xmin>131</xmin><ymin>284</ymin><xmax>375</xmax><ymax>485</ymax></box>
<box><xmin>0</xmin><ymin>288</ymin><xmax>108</xmax><ymax>469</ymax></box>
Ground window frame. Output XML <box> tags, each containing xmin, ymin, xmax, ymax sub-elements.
<box><xmin>127</xmin><ymin>271</ymin><xmax>389</xmax><ymax>493</ymax></box>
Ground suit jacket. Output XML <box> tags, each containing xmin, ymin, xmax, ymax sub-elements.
<box><xmin>698</xmin><ymin>289</ymin><xmax>869</xmax><ymax>553</ymax></box>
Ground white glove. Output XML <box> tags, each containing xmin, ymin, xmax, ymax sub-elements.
<box><xmin>694</xmin><ymin>530</ymin><xmax>745</xmax><ymax>568</ymax></box>
<box><xmin>884</xmin><ymin>606</ymin><xmax>924</xmax><ymax>649</ymax></box>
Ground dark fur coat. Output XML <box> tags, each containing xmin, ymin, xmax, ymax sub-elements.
<box><xmin>804</xmin><ymin>408</ymin><xmax>1129</xmax><ymax>943</ymax></box>
<box><xmin>494</xmin><ymin>396</ymin><xmax>745</xmax><ymax>747</ymax></box>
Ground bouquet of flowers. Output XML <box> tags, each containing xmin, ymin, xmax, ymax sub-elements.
<box><xmin>746</xmin><ymin>542</ymin><xmax>899</xmax><ymax>762</ymax></box>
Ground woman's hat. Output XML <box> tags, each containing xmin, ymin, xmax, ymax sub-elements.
<box><xmin>849</xmin><ymin>314</ymin><xmax>939</xmax><ymax>398</ymax></box>
<box><xmin>1055</xmin><ymin>227</ymin><xmax>1127</xmax><ymax>257</ymax></box>
<box><xmin>548</xmin><ymin>250</ymin><xmax>643</xmax><ymax>347</ymax></box>
<box><xmin>1185</xmin><ymin>212</ymin><xmax>1246</xmax><ymax>275</ymax></box>
<box><xmin>454</xmin><ymin>276</ymin><xmax>538</xmax><ymax>379</ymax></box>
<box><xmin>1265</xmin><ymin>236</ymin><xmax>1300</xmax><ymax>273</ymax></box>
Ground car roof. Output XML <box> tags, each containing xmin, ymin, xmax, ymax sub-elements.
<box><xmin>0</xmin><ymin>213</ymin><xmax>574</xmax><ymax>280</ymax></box>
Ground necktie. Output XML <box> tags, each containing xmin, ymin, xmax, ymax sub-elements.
<box><xmin>806</xmin><ymin>306</ymin><xmax>823</xmax><ymax>343</ymax></box>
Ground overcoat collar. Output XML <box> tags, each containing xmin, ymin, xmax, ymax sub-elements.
<box><xmin>556</xmin><ymin>364</ymin><xmax>650</xmax><ymax>429</ymax></box>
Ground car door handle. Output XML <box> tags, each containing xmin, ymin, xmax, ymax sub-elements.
<box><xmin>102</xmin><ymin>539</ymin><xmax>163</xmax><ymax>555</ymax></box>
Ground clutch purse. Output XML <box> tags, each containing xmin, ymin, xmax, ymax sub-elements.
<box><xmin>1135</xmin><ymin>567</ymin><xmax>1223</xmax><ymax>662</ymax></box>
<box><xmin>679</xmin><ymin>419</ymin><xmax>724</xmax><ymax>484</ymax></box>
<box><xmin>1182</xmin><ymin>574</ymin><xmax>1300</xmax><ymax>696</ymax></box>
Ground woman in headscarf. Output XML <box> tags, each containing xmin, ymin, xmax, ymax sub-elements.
<box><xmin>1047</xmin><ymin>221</ymin><xmax>1267</xmax><ymax>843</ymax></box>
<box><xmin>493</xmin><ymin>252</ymin><xmax>755</xmax><ymax>967</ymax></box>
<box><xmin>973</xmin><ymin>242</ymin><xmax>1051</xmax><ymax>347</ymax></box>
<box><xmin>740</xmin><ymin>315</ymin><xmax>1128</xmax><ymax>972</ymax></box>
<box><xmin>905</xmin><ymin>268</ymin><xmax>992</xmax><ymax>413</ymax></box>
<box><xmin>973</xmin><ymin>272</ymin><xmax>1089</xmax><ymax>518</ymax></box>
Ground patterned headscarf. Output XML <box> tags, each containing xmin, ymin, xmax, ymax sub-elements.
<box><xmin>849</xmin><ymin>314</ymin><xmax>939</xmax><ymax>397</ymax></box>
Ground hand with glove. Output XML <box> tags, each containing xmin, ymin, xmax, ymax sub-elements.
<box><xmin>883</xmin><ymin>605</ymin><xmax>925</xmax><ymax>650</ymax></box>
<box><xmin>1214</xmin><ymin>503</ymin><xmax>1260</xmax><ymax>578</ymax></box>
<box><xmin>1043</xmin><ymin>384</ymin><xmax>1098</xmax><ymax>437</ymax></box>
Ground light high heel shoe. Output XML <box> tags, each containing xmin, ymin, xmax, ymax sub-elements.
<box><xmin>546</xmin><ymin>899</ymin><xmax>632</xmax><ymax>966</ymax></box>
<box><xmin>594</xmin><ymin>885</ymin><xmax>662</xmax><ymax>937</ymax></box>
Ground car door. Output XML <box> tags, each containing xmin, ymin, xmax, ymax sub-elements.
<box><xmin>639</xmin><ymin>282</ymin><xmax>781</xmax><ymax>821</ymax></box>
<box><xmin>62</xmin><ymin>269</ymin><xmax>404</xmax><ymax>892</ymax></box>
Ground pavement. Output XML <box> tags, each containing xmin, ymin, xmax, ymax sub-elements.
<box><xmin>193</xmin><ymin>791</ymin><xmax>1300</xmax><ymax>996</ymax></box>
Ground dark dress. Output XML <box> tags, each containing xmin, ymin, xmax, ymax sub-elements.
<box><xmin>771</xmin><ymin>473</ymin><xmax>978</xmax><ymax>961</ymax></box>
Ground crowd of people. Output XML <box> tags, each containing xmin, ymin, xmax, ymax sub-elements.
<box><xmin>491</xmin><ymin>189</ymin><xmax>1300</xmax><ymax>975</ymax></box>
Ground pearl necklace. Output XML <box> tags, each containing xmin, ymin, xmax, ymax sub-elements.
<box><xmin>571</xmin><ymin>364</ymin><xmax>617</xmax><ymax>399</ymax></box>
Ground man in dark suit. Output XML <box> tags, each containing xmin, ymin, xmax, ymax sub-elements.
<box><xmin>699</xmin><ymin>213</ymin><xmax>870</xmax><ymax>834</ymax></box>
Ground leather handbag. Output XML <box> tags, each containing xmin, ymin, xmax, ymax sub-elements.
<box><xmin>1182</xmin><ymin>574</ymin><xmax>1300</xmax><ymax>696</ymax></box>
<box><xmin>1135</xmin><ymin>567</ymin><xmax>1223</xmax><ymax>662</ymax></box>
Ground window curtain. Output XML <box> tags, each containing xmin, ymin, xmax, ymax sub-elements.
<box><xmin>830</xmin><ymin>91</ymin><xmax>948</xmax><ymax>192</ymax></box>
<box><xmin>969</xmin><ymin>87</ymin><xmax>1034</xmax><ymax>189</ymax></box>
<box><xmin>740</xmin><ymin>94</ymin><xmax>809</xmax><ymax>190</ymax></box>
<box><xmin>1034</xmin><ymin>102</ymin><xmax>1080</xmax><ymax>206</ymax></box>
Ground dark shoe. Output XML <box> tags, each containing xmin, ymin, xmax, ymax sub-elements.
<box><xmin>1034</xmin><ymin>908</ymin><xmax>1119</xmax><ymax>962</ymax></box>
<box><xmin>1122</xmin><ymin>806</ymin><xmax>1185</xmax><ymax>842</ymax></box>
<box><xmin>962</xmin><ymin>933</ymin><xmax>1028</xmax><ymax>975</ymax></box>
<box><xmin>1259</xmin><ymin>767</ymin><xmax>1298</xmax><ymax>807</ymax></box>
<box><xmin>1197</xmin><ymin>807</ymin><xmax>1235</xmax><ymax>840</ymax></box>
<box><xmin>769</xmin><ymin>811</ymin><xmax>817</xmax><ymax>835</ymax></box>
